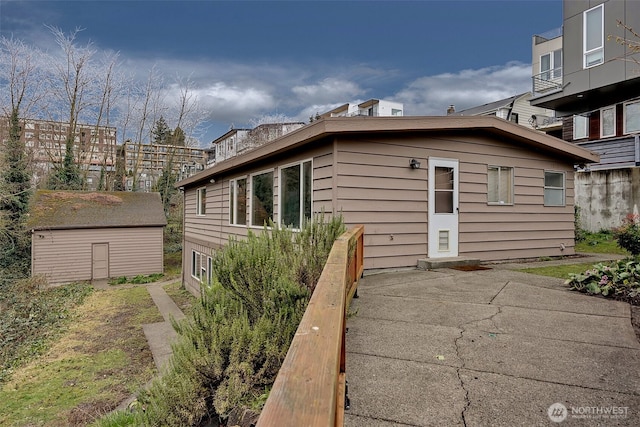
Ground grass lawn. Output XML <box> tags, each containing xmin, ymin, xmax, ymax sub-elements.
<box><xmin>519</xmin><ymin>231</ymin><xmax>626</xmax><ymax>279</ymax></box>
<box><xmin>517</xmin><ymin>262</ymin><xmax>601</xmax><ymax>279</ymax></box>
<box><xmin>163</xmin><ymin>281</ymin><xmax>197</xmax><ymax>316</ymax></box>
<box><xmin>0</xmin><ymin>286</ymin><xmax>162</xmax><ymax>427</ymax></box>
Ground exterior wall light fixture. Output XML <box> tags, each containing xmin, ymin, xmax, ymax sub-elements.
<box><xmin>410</xmin><ymin>158</ymin><xmax>421</xmax><ymax>169</ymax></box>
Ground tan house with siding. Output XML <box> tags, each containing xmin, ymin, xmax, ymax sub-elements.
<box><xmin>176</xmin><ymin>116</ymin><xmax>598</xmax><ymax>295</ymax></box>
<box><xmin>27</xmin><ymin>190</ymin><xmax>166</xmax><ymax>285</ymax></box>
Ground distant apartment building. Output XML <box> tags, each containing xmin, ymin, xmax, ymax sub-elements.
<box><xmin>122</xmin><ymin>141</ymin><xmax>206</xmax><ymax>191</ymax></box>
<box><xmin>530</xmin><ymin>0</ymin><xmax>640</xmax><ymax>170</ymax></box>
<box><xmin>0</xmin><ymin>118</ymin><xmax>117</xmax><ymax>189</ymax></box>
<box><xmin>209</xmin><ymin>123</ymin><xmax>305</xmax><ymax>165</ymax></box>
<box><xmin>447</xmin><ymin>93</ymin><xmax>557</xmax><ymax>133</ymax></box>
<box><xmin>320</xmin><ymin>98</ymin><xmax>404</xmax><ymax>118</ymax></box>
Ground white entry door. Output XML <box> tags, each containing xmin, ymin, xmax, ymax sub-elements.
<box><xmin>428</xmin><ymin>158</ymin><xmax>459</xmax><ymax>258</ymax></box>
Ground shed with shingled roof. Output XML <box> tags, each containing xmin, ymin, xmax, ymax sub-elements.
<box><xmin>27</xmin><ymin>190</ymin><xmax>167</xmax><ymax>285</ymax></box>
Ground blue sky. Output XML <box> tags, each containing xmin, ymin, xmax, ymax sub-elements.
<box><xmin>0</xmin><ymin>0</ymin><xmax>563</xmax><ymax>145</ymax></box>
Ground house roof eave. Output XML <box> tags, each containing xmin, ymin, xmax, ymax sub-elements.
<box><xmin>176</xmin><ymin>116</ymin><xmax>600</xmax><ymax>189</ymax></box>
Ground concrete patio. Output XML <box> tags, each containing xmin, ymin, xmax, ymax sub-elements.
<box><xmin>345</xmin><ymin>259</ymin><xmax>640</xmax><ymax>426</ymax></box>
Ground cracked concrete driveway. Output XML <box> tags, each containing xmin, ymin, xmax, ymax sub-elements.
<box><xmin>345</xmin><ymin>265</ymin><xmax>640</xmax><ymax>426</ymax></box>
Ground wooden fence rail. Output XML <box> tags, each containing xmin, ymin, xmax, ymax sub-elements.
<box><xmin>256</xmin><ymin>225</ymin><xmax>365</xmax><ymax>427</ymax></box>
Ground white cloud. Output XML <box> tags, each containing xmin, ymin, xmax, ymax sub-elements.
<box><xmin>395</xmin><ymin>62</ymin><xmax>532</xmax><ymax>116</ymax></box>
<box><xmin>194</xmin><ymin>82</ymin><xmax>274</xmax><ymax>123</ymax></box>
<box><xmin>292</xmin><ymin>78</ymin><xmax>364</xmax><ymax>104</ymax></box>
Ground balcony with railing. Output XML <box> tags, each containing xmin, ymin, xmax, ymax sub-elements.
<box><xmin>532</xmin><ymin>67</ymin><xmax>563</xmax><ymax>97</ymax></box>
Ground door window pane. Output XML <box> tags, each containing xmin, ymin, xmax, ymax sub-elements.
<box><xmin>601</xmin><ymin>107</ymin><xmax>615</xmax><ymax>137</ymax></box>
<box><xmin>434</xmin><ymin>167</ymin><xmax>454</xmax><ymax>213</ymax></box>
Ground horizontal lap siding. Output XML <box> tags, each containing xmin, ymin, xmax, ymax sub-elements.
<box><xmin>336</xmin><ymin>139</ymin><xmax>428</xmax><ymax>269</ymax></box>
<box><xmin>336</xmin><ymin>133</ymin><xmax>576</xmax><ymax>267</ymax></box>
<box><xmin>32</xmin><ymin>227</ymin><xmax>163</xmax><ymax>286</ymax></box>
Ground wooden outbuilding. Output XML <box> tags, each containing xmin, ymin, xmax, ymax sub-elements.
<box><xmin>27</xmin><ymin>190</ymin><xmax>166</xmax><ymax>285</ymax></box>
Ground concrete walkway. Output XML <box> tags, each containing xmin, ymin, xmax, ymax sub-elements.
<box><xmin>92</xmin><ymin>278</ymin><xmax>187</xmax><ymax>411</ymax></box>
<box><xmin>345</xmin><ymin>256</ymin><xmax>640</xmax><ymax>426</ymax></box>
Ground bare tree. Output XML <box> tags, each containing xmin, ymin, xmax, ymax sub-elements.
<box><xmin>0</xmin><ymin>36</ymin><xmax>45</xmax><ymax>278</ymax></box>
<box><xmin>45</xmin><ymin>26</ymin><xmax>96</xmax><ymax>190</ymax></box>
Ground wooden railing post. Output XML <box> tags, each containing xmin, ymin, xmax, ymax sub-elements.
<box><xmin>257</xmin><ymin>225</ymin><xmax>364</xmax><ymax>427</ymax></box>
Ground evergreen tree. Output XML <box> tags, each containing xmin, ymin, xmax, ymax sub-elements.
<box><xmin>152</xmin><ymin>116</ymin><xmax>171</xmax><ymax>145</ymax></box>
<box><xmin>155</xmin><ymin>169</ymin><xmax>177</xmax><ymax>215</ymax></box>
<box><xmin>112</xmin><ymin>145</ymin><xmax>126</xmax><ymax>191</ymax></box>
<box><xmin>47</xmin><ymin>138</ymin><xmax>83</xmax><ymax>190</ymax></box>
<box><xmin>170</xmin><ymin>126</ymin><xmax>186</xmax><ymax>146</ymax></box>
<box><xmin>0</xmin><ymin>109</ymin><xmax>32</xmax><ymax>274</ymax></box>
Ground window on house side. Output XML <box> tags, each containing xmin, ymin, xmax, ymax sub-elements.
<box><xmin>488</xmin><ymin>166</ymin><xmax>514</xmax><ymax>205</ymax></box>
<box><xmin>280</xmin><ymin>160</ymin><xmax>312</xmax><ymax>229</ymax></box>
<box><xmin>584</xmin><ymin>4</ymin><xmax>604</xmax><ymax>68</ymax></box>
<box><xmin>191</xmin><ymin>250</ymin><xmax>200</xmax><ymax>281</ymax></box>
<box><xmin>624</xmin><ymin>101</ymin><xmax>640</xmax><ymax>134</ymax></box>
<box><xmin>601</xmin><ymin>106</ymin><xmax>616</xmax><ymax>137</ymax></box>
<box><xmin>251</xmin><ymin>170</ymin><xmax>274</xmax><ymax>227</ymax></box>
<box><xmin>196</xmin><ymin>187</ymin><xmax>206</xmax><ymax>215</ymax></box>
<box><xmin>229</xmin><ymin>178</ymin><xmax>247</xmax><ymax>225</ymax></box>
<box><xmin>573</xmin><ymin>115</ymin><xmax>589</xmax><ymax>140</ymax></box>
<box><xmin>544</xmin><ymin>171</ymin><xmax>565</xmax><ymax>206</ymax></box>
<box><xmin>207</xmin><ymin>256</ymin><xmax>213</xmax><ymax>284</ymax></box>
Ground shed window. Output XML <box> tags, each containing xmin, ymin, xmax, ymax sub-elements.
<box><xmin>229</xmin><ymin>177</ymin><xmax>247</xmax><ymax>225</ymax></box>
<box><xmin>487</xmin><ymin>166</ymin><xmax>513</xmax><ymax>205</ymax></box>
<box><xmin>280</xmin><ymin>160</ymin><xmax>312</xmax><ymax>228</ymax></box>
<box><xmin>624</xmin><ymin>100</ymin><xmax>640</xmax><ymax>134</ymax></box>
<box><xmin>196</xmin><ymin>187</ymin><xmax>206</xmax><ymax>216</ymax></box>
<box><xmin>251</xmin><ymin>170</ymin><xmax>274</xmax><ymax>227</ymax></box>
<box><xmin>544</xmin><ymin>171</ymin><xmax>565</xmax><ymax>206</ymax></box>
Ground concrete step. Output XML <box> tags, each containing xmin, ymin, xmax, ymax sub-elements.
<box><xmin>417</xmin><ymin>256</ymin><xmax>481</xmax><ymax>270</ymax></box>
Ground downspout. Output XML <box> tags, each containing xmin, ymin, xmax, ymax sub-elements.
<box><xmin>180</xmin><ymin>186</ymin><xmax>185</xmax><ymax>290</ymax></box>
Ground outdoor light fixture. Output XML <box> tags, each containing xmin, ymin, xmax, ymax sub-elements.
<box><xmin>410</xmin><ymin>158</ymin><xmax>421</xmax><ymax>169</ymax></box>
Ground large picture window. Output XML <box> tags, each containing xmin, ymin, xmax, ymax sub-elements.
<box><xmin>229</xmin><ymin>177</ymin><xmax>247</xmax><ymax>225</ymax></box>
<box><xmin>584</xmin><ymin>4</ymin><xmax>604</xmax><ymax>68</ymax></box>
<box><xmin>544</xmin><ymin>171</ymin><xmax>565</xmax><ymax>206</ymax></box>
<box><xmin>624</xmin><ymin>100</ymin><xmax>640</xmax><ymax>134</ymax></box>
<box><xmin>251</xmin><ymin>170</ymin><xmax>274</xmax><ymax>226</ymax></box>
<box><xmin>487</xmin><ymin>166</ymin><xmax>513</xmax><ymax>205</ymax></box>
<box><xmin>280</xmin><ymin>160</ymin><xmax>312</xmax><ymax>228</ymax></box>
<box><xmin>196</xmin><ymin>187</ymin><xmax>206</xmax><ymax>216</ymax></box>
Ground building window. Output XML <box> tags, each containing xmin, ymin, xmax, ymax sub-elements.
<box><xmin>196</xmin><ymin>187</ymin><xmax>206</xmax><ymax>216</ymax></box>
<box><xmin>601</xmin><ymin>106</ymin><xmax>616</xmax><ymax>137</ymax></box>
<box><xmin>229</xmin><ymin>177</ymin><xmax>247</xmax><ymax>225</ymax></box>
<box><xmin>540</xmin><ymin>49</ymin><xmax>562</xmax><ymax>80</ymax></box>
<box><xmin>251</xmin><ymin>170</ymin><xmax>274</xmax><ymax>226</ymax></box>
<box><xmin>624</xmin><ymin>100</ymin><xmax>640</xmax><ymax>134</ymax></box>
<box><xmin>280</xmin><ymin>160</ymin><xmax>312</xmax><ymax>228</ymax></box>
<box><xmin>584</xmin><ymin>4</ymin><xmax>604</xmax><ymax>68</ymax></box>
<box><xmin>191</xmin><ymin>250</ymin><xmax>201</xmax><ymax>281</ymax></box>
<box><xmin>207</xmin><ymin>256</ymin><xmax>213</xmax><ymax>284</ymax></box>
<box><xmin>509</xmin><ymin>112</ymin><xmax>519</xmax><ymax>124</ymax></box>
<box><xmin>573</xmin><ymin>115</ymin><xmax>589</xmax><ymax>140</ymax></box>
<box><xmin>487</xmin><ymin>166</ymin><xmax>514</xmax><ymax>205</ymax></box>
<box><xmin>391</xmin><ymin>108</ymin><xmax>403</xmax><ymax>116</ymax></box>
<box><xmin>544</xmin><ymin>171</ymin><xmax>565</xmax><ymax>206</ymax></box>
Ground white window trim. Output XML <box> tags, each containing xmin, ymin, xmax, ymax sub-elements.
<box><xmin>249</xmin><ymin>168</ymin><xmax>275</xmax><ymax>228</ymax></box>
<box><xmin>600</xmin><ymin>106</ymin><xmax>616</xmax><ymax>138</ymax></box>
<box><xmin>487</xmin><ymin>165</ymin><xmax>514</xmax><ymax>206</ymax></box>
<box><xmin>191</xmin><ymin>250</ymin><xmax>200</xmax><ymax>281</ymax></box>
<box><xmin>229</xmin><ymin>176</ymin><xmax>247</xmax><ymax>226</ymax></box>
<box><xmin>583</xmin><ymin>4</ymin><xmax>604</xmax><ymax>69</ymax></box>
<box><xmin>196</xmin><ymin>186</ymin><xmax>206</xmax><ymax>216</ymax></box>
<box><xmin>544</xmin><ymin>171</ymin><xmax>566</xmax><ymax>207</ymax></box>
<box><xmin>623</xmin><ymin>100</ymin><xmax>640</xmax><ymax>134</ymax></box>
<box><xmin>573</xmin><ymin>115</ymin><xmax>589</xmax><ymax>140</ymax></box>
<box><xmin>278</xmin><ymin>159</ymin><xmax>313</xmax><ymax>230</ymax></box>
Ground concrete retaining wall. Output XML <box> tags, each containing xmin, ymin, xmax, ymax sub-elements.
<box><xmin>575</xmin><ymin>167</ymin><xmax>640</xmax><ymax>232</ymax></box>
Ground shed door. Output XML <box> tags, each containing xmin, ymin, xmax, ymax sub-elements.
<box><xmin>428</xmin><ymin>158</ymin><xmax>459</xmax><ymax>258</ymax></box>
<box><xmin>92</xmin><ymin>243</ymin><xmax>109</xmax><ymax>279</ymax></box>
